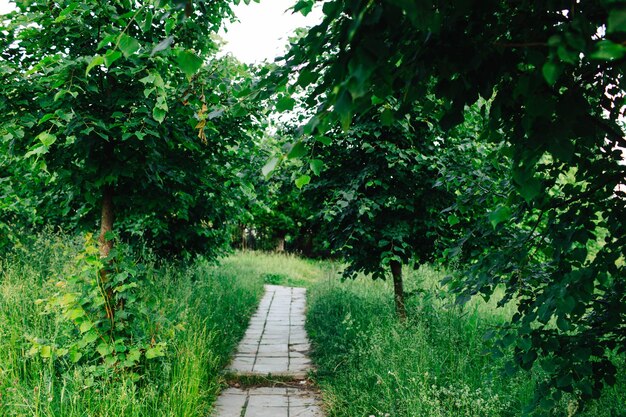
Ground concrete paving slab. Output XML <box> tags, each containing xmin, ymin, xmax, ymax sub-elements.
<box><xmin>212</xmin><ymin>387</ymin><xmax>322</xmax><ymax>417</ymax></box>
<box><xmin>228</xmin><ymin>285</ymin><xmax>315</xmax><ymax>377</ymax></box>
<box><xmin>216</xmin><ymin>285</ymin><xmax>323</xmax><ymax>416</ymax></box>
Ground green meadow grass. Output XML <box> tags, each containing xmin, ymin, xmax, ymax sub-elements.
<box><xmin>306</xmin><ymin>265</ymin><xmax>626</xmax><ymax>417</ymax></box>
<box><xmin>218</xmin><ymin>250</ymin><xmax>329</xmax><ymax>288</ymax></box>
<box><xmin>0</xmin><ymin>236</ymin><xmax>265</xmax><ymax>417</ymax></box>
<box><xmin>2</xmin><ymin>242</ymin><xmax>624</xmax><ymax>417</ymax></box>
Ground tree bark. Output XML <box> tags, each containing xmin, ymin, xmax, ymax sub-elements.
<box><xmin>98</xmin><ymin>185</ymin><xmax>114</xmax><ymax>258</ymax></box>
<box><xmin>239</xmin><ymin>223</ymin><xmax>247</xmax><ymax>250</ymax></box>
<box><xmin>275</xmin><ymin>232</ymin><xmax>286</xmax><ymax>252</ymax></box>
<box><xmin>390</xmin><ymin>260</ymin><xmax>406</xmax><ymax>320</ymax></box>
<box><xmin>98</xmin><ymin>185</ymin><xmax>115</xmax><ymax>321</ymax></box>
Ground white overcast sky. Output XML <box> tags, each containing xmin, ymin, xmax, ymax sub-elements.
<box><xmin>0</xmin><ymin>0</ymin><xmax>321</xmax><ymax>63</ymax></box>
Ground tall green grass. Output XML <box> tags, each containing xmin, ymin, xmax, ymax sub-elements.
<box><xmin>306</xmin><ymin>265</ymin><xmax>626</xmax><ymax>417</ymax></box>
<box><xmin>4</xmin><ymin>244</ymin><xmax>623</xmax><ymax>416</ymax></box>
<box><xmin>218</xmin><ymin>250</ymin><xmax>328</xmax><ymax>287</ymax></box>
<box><xmin>0</xmin><ymin>235</ymin><xmax>265</xmax><ymax>417</ymax></box>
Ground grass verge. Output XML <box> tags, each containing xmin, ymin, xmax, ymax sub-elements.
<box><xmin>0</xmin><ymin>235</ymin><xmax>265</xmax><ymax>417</ymax></box>
<box><xmin>306</xmin><ymin>265</ymin><xmax>626</xmax><ymax>417</ymax></box>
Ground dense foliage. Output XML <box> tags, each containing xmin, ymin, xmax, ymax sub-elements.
<box><xmin>303</xmin><ymin>110</ymin><xmax>451</xmax><ymax>316</ymax></box>
<box><xmin>307</xmin><ymin>266</ymin><xmax>626</xmax><ymax>416</ymax></box>
<box><xmin>0</xmin><ymin>233</ymin><xmax>264</xmax><ymax>416</ymax></box>
<box><xmin>2</xmin><ymin>0</ymin><xmax>626</xmax><ymax>412</ymax></box>
<box><xmin>272</xmin><ymin>0</ymin><xmax>626</xmax><ymax>409</ymax></box>
<box><xmin>0</xmin><ymin>0</ymin><xmax>262</xmax><ymax>257</ymax></box>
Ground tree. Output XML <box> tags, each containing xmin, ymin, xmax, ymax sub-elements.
<box><xmin>0</xmin><ymin>0</ymin><xmax>268</xmax><ymax>376</ymax></box>
<box><xmin>0</xmin><ymin>0</ymin><xmax>271</xmax><ymax>353</ymax></box>
<box><xmin>0</xmin><ymin>0</ymin><xmax>264</xmax><ymax>258</ymax></box>
<box><xmin>304</xmin><ymin>109</ymin><xmax>451</xmax><ymax>318</ymax></box>
<box><xmin>271</xmin><ymin>0</ymin><xmax>626</xmax><ymax>408</ymax></box>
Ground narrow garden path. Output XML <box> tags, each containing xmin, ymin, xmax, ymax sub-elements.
<box><xmin>213</xmin><ymin>285</ymin><xmax>323</xmax><ymax>417</ymax></box>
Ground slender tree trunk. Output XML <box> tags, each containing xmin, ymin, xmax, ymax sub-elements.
<box><xmin>98</xmin><ymin>185</ymin><xmax>114</xmax><ymax>258</ymax></box>
<box><xmin>390</xmin><ymin>260</ymin><xmax>406</xmax><ymax>320</ymax></box>
<box><xmin>240</xmin><ymin>223</ymin><xmax>246</xmax><ymax>251</ymax></box>
<box><xmin>98</xmin><ymin>185</ymin><xmax>115</xmax><ymax>320</ymax></box>
<box><xmin>275</xmin><ymin>231</ymin><xmax>286</xmax><ymax>252</ymax></box>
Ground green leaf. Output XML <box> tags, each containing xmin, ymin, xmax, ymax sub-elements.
<box><xmin>53</xmin><ymin>90</ymin><xmax>67</xmax><ymax>102</ymax></box>
<box><xmin>310</xmin><ymin>159</ymin><xmax>323</xmax><ymax>175</ymax></box>
<box><xmin>542</xmin><ymin>61</ymin><xmax>560</xmax><ymax>86</ymax></box>
<box><xmin>67</xmin><ymin>308</ymin><xmax>85</xmax><ymax>320</ymax></box>
<box><xmin>145</xmin><ymin>345</ymin><xmax>165</xmax><ymax>359</ymax></box>
<box><xmin>38</xmin><ymin>114</ymin><xmax>55</xmax><ymax>125</ymax></box>
<box><xmin>315</xmin><ymin>135</ymin><xmax>332</xmax><ymax>146</ymax></box>
<box><xmin>153</xmin><ymin>107</ymin><xmax>167</xmax><ymax>124</ymax></box>
<box><xmin>141</xmin><ymin>10</ymin><xmax>154</xmax><ymax>32</ymax></box>
<box><xmin>297</xmin><ymin>69</ymin><xmax>316</xmax><ymax>86</ymax></box>
<box><xmin>287</xmin><ymin>141</ymin><xmax>307</xmax><ymax>159</ymax></box>
<box><xmin>295</xmin><ymin>174</ymin><xmax>311</xmax><ymax>189</ymax></box>
<box><xmin>69</xmin><ymin>350</ymin><xmax>83</xmax><ymax>363</ymax></box>
<box><xmin>85</xmin><ymin>55</ymin><xmax>104</xmax><ymax>75</ymax></box>
<box><xmin>293</xmin><ymin>0</ymin><xmax>314</xmax><ymax>15</ymax></box>
<box><xmin>127</xmin><ymin>348</ymin><xmax>141</xmax><ymax>363</ymax></box>
<box><xmin>276</xmin><ymin>96</ymin><xmax>296</xmax><ymax>112</ymax></box>
<box><xmin>519</xmin><ymin>177</ymin><xmax>541</xmax><ymax>202</ymax></box>
<box><xmin>608</xmin><ymin>8</ymin><xmax>626</xmax><ymax>34</ymax></box>
<box><xmin>81</xmin><ymin>331</ymin><xmax>99</xmax><ymax>345</ymax></box>
<box><xmin>24</xmin><ymin>145</ymin><xmax>49</xmax><ymax>158</ymax></box>
<box><xmin>380</xmin><ymin>108</ymin><xmax>394</xmax><ymax>126</ymax></box>
<box><xmin>37</xmin><ymin>132</ymin><xmax>57</xmax><ymax>147</ymax></box>
<box><xmin>96</xmin><ymin>343</ymin><xmax>113</xmax><ymax>357</ymax></box>
<box><xmin>557</xmin><ymin>373</ymin><xmax>572</xmax><ymax>388</ymax></box>
<box><xmin>558</xmin><ymin>295</ymin><xmax>576</xmax><ymax>314</ymax></box>
<box><xmin>488</xmin><ymin>205</ymin><xmax>511</xmax><ymax>229</ymax></box>
<box><xmin>176</xmin><ymin>49</ymin><xmax>203</xmax><ymax>79</ymax></box>
<box><xmin>590</xmin><ymin>40</ymin><xmax>626</xmax><ymax>61</ymax></box>
<box><xmin>118</xmin><ymin>34</ymin><xmax>140</xmax><ymax>58</ymax></box>
<box><xmin>104</xmin><ymin>355</ymin><xmax>117</xmax><ymax>367</ymax></box>
<box><xmin>334</xmin><ymin>91</ymin><xmax>353</xmax><ymax>131</ymax></box>
<box><xmin>262</xmin><ymin>156</ymin><xmax>280</xmax><ymax>178</ymax></box>
<box><xmin>97</xmin><ymin>33</ymin><xmax>117</xmax><ymax>50</ymax></box>
<box><xmin>57</xmin><ymin>2</ymin><xmax>78</xmax><ymax>19</ymax></box>
<box><xmin>371</xmin><ymin>95</ymin><xmax>385</xmax><ymax>105</ymax></box>
<box><xmin>540</xmin><ymin>358</ymin><xmax>557</xmax><ymax>373</ymax></box>
<box><xmin>79</xmin><ymin>320</ymin><xmax>93</xmax><ymax>333</ymax></box>
<box><xmin>556</xmin><ymin>315</ymin><xmax>570</xmax><ymax>331</ymax></box>
<box><xmin>104</xmin><ymin>50</ymin><xmax>122</xmax><ymax>67</ymax></box>
<box><xmin>41</xmin><ymin>345</ymin><xmax>52</xmax><ymax>358</ymax></box>
<box><xmin>447</xmin><ymin>214</ymin><xmax>460</xmax><ymax>226</ymax></box>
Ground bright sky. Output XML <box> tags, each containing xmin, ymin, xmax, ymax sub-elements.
<box><xmin>0</xmin><ymin>0</ymin><xmax>13</xmax><ymax>14</ymax></box>
<box><xmin>220</xmin><ymin>0</ymin><xmax>322</xmax><ymax>63</ymax></box>
<box><xmin>0</xmin><ymin>0</ymin><xmax>321</xmax><ymax>63</ymax></box>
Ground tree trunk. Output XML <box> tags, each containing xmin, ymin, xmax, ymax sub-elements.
<box><xmin>98</xmin><ymin>185</ymin><xmax>114</xmax><ymax>258</ymax></box>
<box><xmin>390</xmin><ymin>260</ymin><xmax>406</xmax><ymax>320</ymax></box>
<box><xmin>98</xmin><ymin>185</ymin><xmax>115</xmax><ymax>320</ymax></box>
<box><xmin>275</xmin><ymin>232</ymin><xmax>286</xmax><ymax>252</ymax></box>
<box><xmin>240</xmin><ymin>223</ymin><xmax>247</xmax><ymax>250</ymax></box>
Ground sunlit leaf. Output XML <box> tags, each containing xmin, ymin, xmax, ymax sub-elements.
<box><xmin>176</xmin><ymin>49</ymin><xmax>203</xmax><ymax>79</ymax></box>
<box><xmin>262</xmin><ymin>156</ymin><xmax>280</xmax><ymax>178</ymax></box>
<box><xmin>118</xmin><ymin>34</ymin><xmax>140</xmax><ymax>58</ymax></box>
<box><xmin>85</xmin><ymin>55</ymin><xmax>104</xmax><ymax>75</ymax></box>
<box><xmin>295</xmin><ymin>174</ymin><xmax>311</xmax><ymax>189</ymax></box>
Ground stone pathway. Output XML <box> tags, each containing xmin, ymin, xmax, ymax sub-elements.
<box><xmin>213</xmin><ymin>387</ymin><xmax>321</xmax><ymax>417</ymax></box>
<box><xmin>213</xmin><ymin>285</ymin><xmax>323</xmax><ymax>417</ymax></box>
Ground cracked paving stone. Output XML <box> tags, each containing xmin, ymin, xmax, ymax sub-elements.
<box><xmin>214</xmin><ymin>285</ymin><xmax>323</xmax><ymax>416</ymax></box>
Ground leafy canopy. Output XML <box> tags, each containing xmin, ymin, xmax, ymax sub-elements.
<box><xmin>270</xmin><ymin>0</ymin><xmax>626</xmax><ymax>408</ymax></box>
